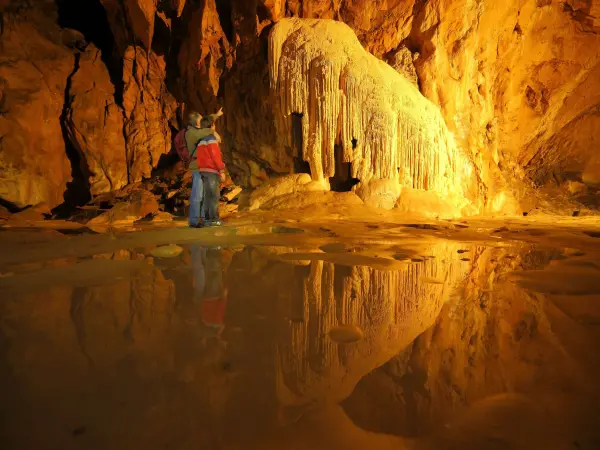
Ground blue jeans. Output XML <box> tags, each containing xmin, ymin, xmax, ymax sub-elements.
<box><xmin>200</xmin><ymin>172</ymin><xmax>220</xmax><ymax>222</ymax></box>
<box><xmin>190</xmin><ymin>244</ymin><xmax>205</xmax><ymax>302</ymax></box>
<box><xmin>189</xmin><ymin>172</ymin><xmax>203</xmax><ymax>227</ymax></box>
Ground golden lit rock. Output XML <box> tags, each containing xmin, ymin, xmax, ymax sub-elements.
<box><xmin>269</xmin><ymin>19</ymin><xmax>478</xmax><ymax>216</ymax></box>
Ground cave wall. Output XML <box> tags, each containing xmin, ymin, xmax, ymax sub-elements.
<box><xmin>0</xmin><ymin>0</ymin><xmax>178</xmax><ymax>209</ymax></box>
<box><xmin>0</xmin><ymin>4</ymin><xmax>74</xmax><ymax>208</ymax></box>
<box><xmin>220</xmin><ymin>0</ymin><xmax>600</xmax><ymax>210</ymax></box>
<box><xmin>1</xmin><ymin>0</ymin><xmax>599</xmax><ymax>211</ymax></box>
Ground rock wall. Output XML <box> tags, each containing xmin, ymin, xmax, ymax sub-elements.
<box><xmin>1</xmin><ymin>0</ymin><xmax>599</xmax><ymax>212</ymax></box>
<box><xmin>0</xmin><ymin>0</ymin><xmax>177</xmax><ymax>209</ymax></box>
<box><xmin>64</xmin><ymin>45</ymin><xmax>128</xmax><ymax>195</ymax></box>
<box><xmin>0</xmin><ymin>6</ymin><xmax>73</xmax><ymax>208</ymax></box>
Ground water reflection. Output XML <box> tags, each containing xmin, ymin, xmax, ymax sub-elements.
<box><xmin>0</xmin><ymin>240</ymin><xmax>599</xmax><ymax>450</ymax></box>
<box><xmin>272</xmin><ymin>241</ymin><xmax>468</xmax><ymax>410</ymax></box>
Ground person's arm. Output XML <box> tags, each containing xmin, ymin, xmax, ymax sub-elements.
<box><xmin>208</xmin><ymin>107</ymin><xmax>224</xmax><ymax>122</ymax></box>
<box><xmin>213</xmin><ymin>130</ymin><xmax>222</xmax><ymax>143</ymax></box>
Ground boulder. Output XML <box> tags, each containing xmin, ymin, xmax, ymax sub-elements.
<box><xmin>222</xmin><ymin>185</ymin><xmax>242</xmax><ymax>202</ymax></box>
<box><xmin>87</xmin><ymin>189</ymin><xmax>158</xmax><ymax>227</ymax></box>
<box><xmin>259</xmin><ymin>190</ymin><xmax>363</xmax><ymax>211</ymax></box>
<box><xmin>248</xmin><ymin>174</ymin><xmax>326</xmax><ymax>211</ymax></box>
<box><xmin>395</xmin><ymin>188</ymin><xmax>467</xmax><ymax>220</ymax></box>
<box><xmin>354</xmin><ymin>180</ymin><xmax>402</xmax><ymax>210</ymax></box>
<box><xmin>10</xmin><ymin>203</ymin><xmax>51</xmax><ymax>222</ymax></box>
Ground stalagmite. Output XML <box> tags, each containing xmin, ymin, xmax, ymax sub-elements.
<box><xmin>269</xmin><ymin>19</ymin><xmax>478</xmax><ymax>213</ymax></box>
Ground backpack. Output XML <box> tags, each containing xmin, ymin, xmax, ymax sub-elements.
<box><xmin>174</xmin><ymin>128</ymin><xmax>194</xmax><ymax>163</ymax></box>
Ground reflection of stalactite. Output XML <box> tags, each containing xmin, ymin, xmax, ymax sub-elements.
<box><xmin>275</xmin><ymin>242</ymin><xmax>469</xmax><ymax>406</ymax></box>
<box><xmin>269</xmin><ymin>19</ymin><xmax>474</xmax><ymax>197</ymax></box>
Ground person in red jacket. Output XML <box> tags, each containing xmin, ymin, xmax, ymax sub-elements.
<box><xmin>195</xmin><ymin>116</ymin><xmax>226</xmax><ymax>227</ymax></box>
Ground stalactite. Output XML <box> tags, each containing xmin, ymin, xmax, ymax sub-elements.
<box><xmin>269</xmin><ymin>19</ymin><xmax>475</xmax><ymax>201</ymax></box>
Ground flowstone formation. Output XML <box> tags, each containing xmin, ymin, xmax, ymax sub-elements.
<box><xmin>269</xmin><ymin>19</ymin><xmax>481</xmax><ymax>215</ymax></box>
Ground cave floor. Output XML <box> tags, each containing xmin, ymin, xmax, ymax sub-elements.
<box><xmin>1</xmin><ymin>213</ymin><xmax>600</xmax><ymax>450</ymax></box>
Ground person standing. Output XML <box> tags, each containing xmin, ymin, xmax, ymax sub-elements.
<box><xmin>194</xmin><ymin>116</ymin><xmax>226</xmax><ymax>227</ymax></box>
<box><xmin>181</xmin><ymin>108</ymin><xmax>224</xmax><ymax>227</ymax></box>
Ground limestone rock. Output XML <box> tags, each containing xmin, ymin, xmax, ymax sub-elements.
<box><xmin>409</xmin><ymin>0</ymin><xmax>600</xmax><ymax>201</ymax></box>
<box><xmin>386</xmin><ymin>46</ymin><xmax>418</xmax><ymax>86</ymax></box>
<box><xmin>261</xmin><ymin>0</ymin><xmax>286</xmax><ymax>21</ymax></box>
<box><xmin>64</xmin><ymin>45</ymin><xmax>128</xmax><ymax>195</ymax></box>
<box><xmin>269</xmin><ymin>19</ymin><xmax>478</xmax><ymax>213</ymax></box>
<box><xmin>248</xmin><ymin>174</ymin><xmax>325</xmax><ymax>210</ymax></box>
<box><xmin>123</xmin><ymin>0</ymin><xmax>156</xmax><ymax>50</ymax></box>
<box><xmin>354</xmin><ymin>180</ymin><xmax>402</xmax><ymax>211</ymax></box>
<box><xmin>259</xmin><ymin>190</ymin><xmax>363</xmax><ymax>211</ymax></box>
<box><xmin>0</xmin><ymin>12</ymin><xmax>73</xmax><ymax>208</ymax></box>
<box><xmin>395</xmin><ymin>188</ymin><xmax>471</xmax><ymax>220</ymax></box>
<box><xmin>100</xmin><ymin>0</ymin><xmax>156</xmax><ymax>52</ymax></box>
<box><xmin>87</xmin><ymin>189</ymin><xmax>159</xmax><ymax>227</ymax></box>
<box><xmin>222</xmin><ymin>185</ymin><xmax>242</xmax><ymax>202</ymax></box>
<box><xmin>10</xmin><ymin>203</ymin><xmax>51</xmax><ymax>222</ymax></box>
<box><xmin>176</xmin><ymin>0</ymin><xmax>233</xmax><ymax>113</ymax></box>
<box><xmin>122</xmin><ymin>45</ymin><xmax>177</xmax><ymax>182</ymax></box>
<box><xmin>283</xmin><ymin>0</ymin><xmax>416</xmax><ymax>57</ymax></box>
<box><xmin>171</xmin><ymin>0</ymin><xmax>187</xmax><ymax>17</ymax></box>
<box><xmin>583</xmin><ymin>158</ymin><xmax>600</xmax><ymax>186</ymax></box>
<box><xmin>3</xmin><ymin>0</ymin><xmax>600</xmax><ymax>215</ymax></box>
<box><xmin>152</xmin><ymin>211</ymin><xmax>174</xmax><ymax>222</ymax></box>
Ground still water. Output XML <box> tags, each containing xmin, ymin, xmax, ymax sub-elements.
<box><xmin>1</xmin><ymin>239</ymin><xmax>600</xmax><ymax>450</ymax></box>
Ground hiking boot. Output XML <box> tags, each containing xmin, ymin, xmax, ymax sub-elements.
<box><xmin>203</xmin><ymin>220</ymin><xmax>223</xmax><ymax>227</ymax></box>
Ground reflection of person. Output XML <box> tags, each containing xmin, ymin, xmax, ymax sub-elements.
<box><xmin>191</xmin><ymin>244</ymin><xmax>227</xmax><ymax>334</ymax></box>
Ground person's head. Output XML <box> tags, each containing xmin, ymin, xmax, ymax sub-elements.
<box><xmin>188</xmin><ymin>112</ymin><xmax>202</xmax><ymax>128</ymax></box>
<box><xmin>200</xmin><ymin>116</ymin><xmax>214</xmax><ymax>129</ymax></box>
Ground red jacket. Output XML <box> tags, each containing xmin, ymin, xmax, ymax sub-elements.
<box><xmin>194</xmin><ymin>134</ymin><xmax>226</xmax><ymax>174</ymax></box>
<box><xmin>201</xmin><ymin>297</ymin><xmax>227</xmax><ymax>326</ymax></box>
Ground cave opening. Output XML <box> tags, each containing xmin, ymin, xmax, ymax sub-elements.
<box><xmin>329</xmin><ymin>144</ymin><xmax>359</xmax><ymax>192</ymax></box>
<box><xmin>215</xmin><ymin>0</ymin><xmax>234</xmax><ymax>43</ymax></box>
<box><xmin>54</xmin><ymin>0</ymin><xmax>121</xmax><ymax>90</ymax></box>
<box><xmin>291</xmin><ymin>113</ymin><xmax>311</xmax><ymax>175</ymax></box>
